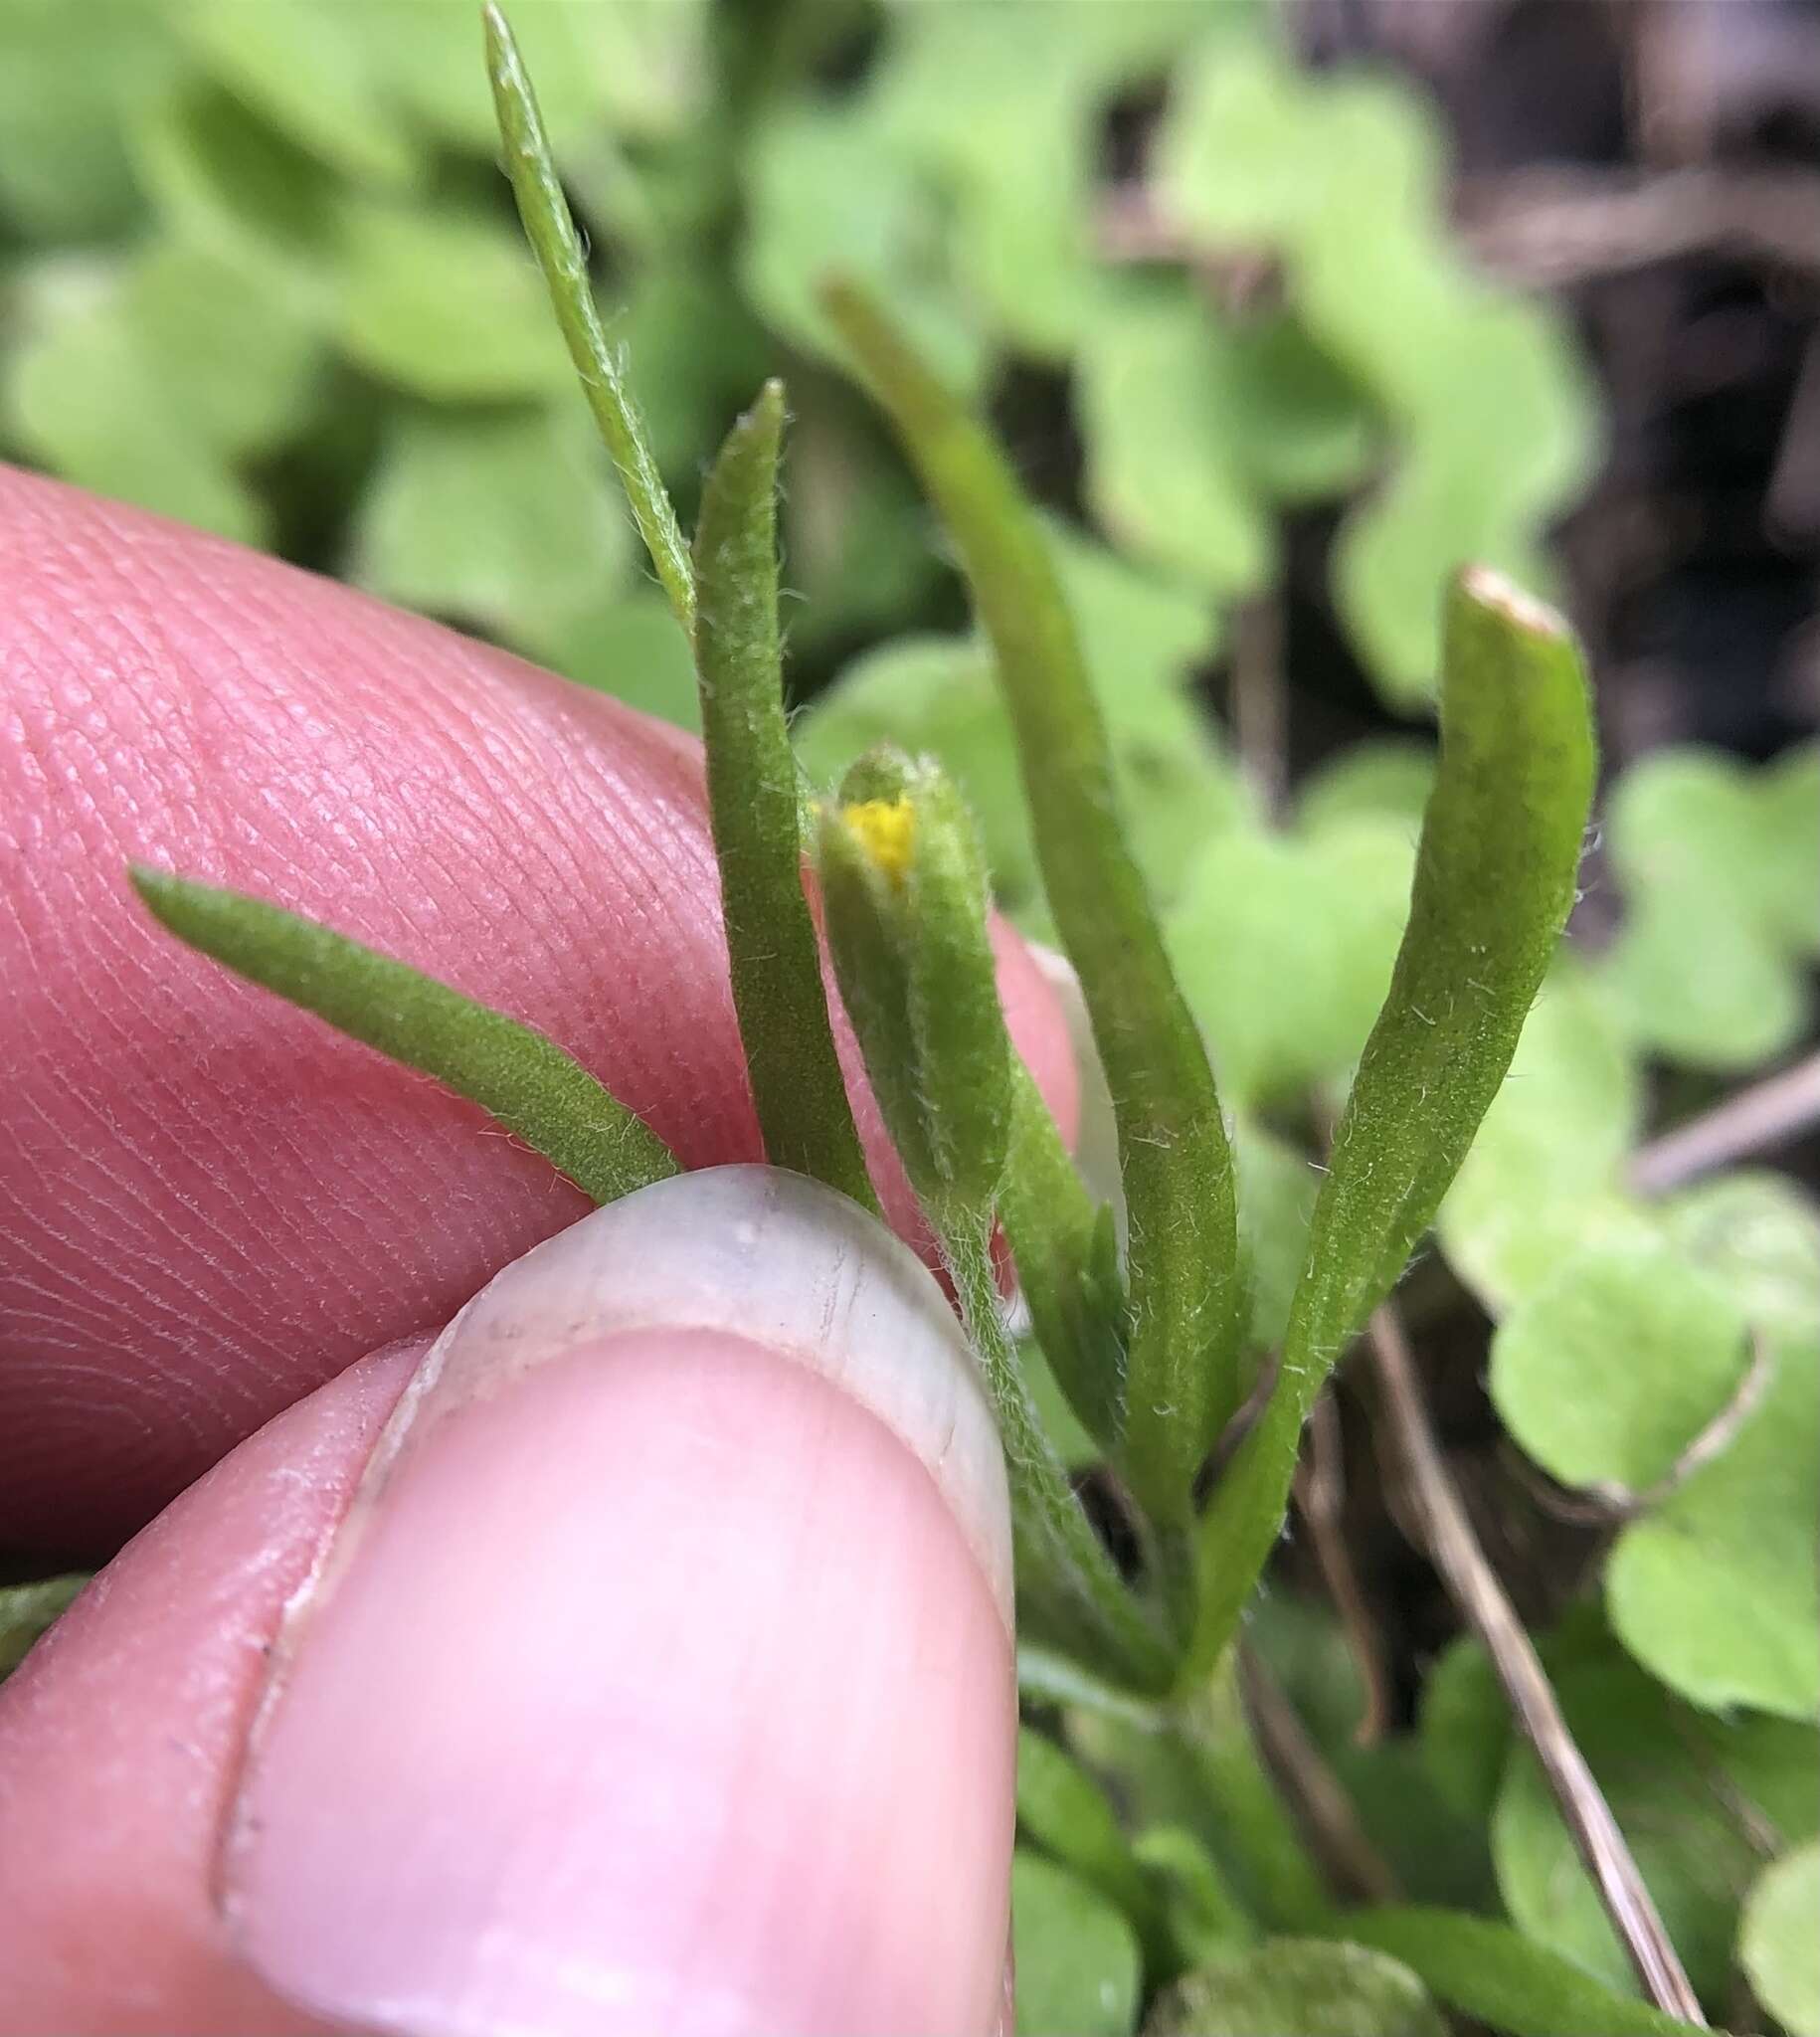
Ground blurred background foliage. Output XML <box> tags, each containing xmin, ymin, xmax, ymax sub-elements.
<box><xmin>1</xmin><ymin>1</ymin><xmax>1816</xmax><ymax>2031</ymax></box>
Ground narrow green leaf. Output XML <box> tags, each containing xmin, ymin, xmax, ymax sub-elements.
<box><xmin>822</xmin><ymin>278</ymin><xmax>1244</xmax><ymax>1528</ymax></box>
<box><xmin>484</xmin><ymin>3</ymin><xmax>694</xmax><ymax>639</ymax></box>
<box><xmin>1001</xmin><ymin>1062</ymin><xmax>1126</xmax><ymax>1450</ymax></box>
<box><xmin>1190</xmin><ymin>568</ymin><xmax>1594</xmax><ymax>1671</ymax></box>
<box><xmin>693</xmin><ymin>385</ymin><xmax>877</xmax><ymax>1213</ymax></box>
<box><xmin>131</xmin><ymin>869</ymin><xmax>677</xmax><ymax>1206</ymax></box>
<box><xmin>1343</xmin><ymin>1908</ymin><xmax>1710</xmax><ymax>2037</ymax></box>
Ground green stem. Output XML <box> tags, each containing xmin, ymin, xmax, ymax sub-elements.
<box><xmin>942</xmin><ymin>1210</ymin><xmax>1176</xmax><ymax>1695</ymax></box>
<box><xmin>1000</xmin><ymin>1061</ymin><xmax>1127</xmax><ymax>1451</ymax></box>
<box><xmin>485</xmin><ymin>3</ymin><xmax>696</xmax><ymax>639</ymax></box>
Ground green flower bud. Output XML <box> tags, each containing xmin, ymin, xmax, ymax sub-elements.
<box><xmin>817</xmin><ymin>747</ymin><xmax>1012</xmax><ymax>1220</ymax></box>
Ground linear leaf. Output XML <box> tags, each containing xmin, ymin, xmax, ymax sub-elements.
<box><xmin>131</xmin><ymin>869</ymin><xmax>678</xmax><ymax>1205</ymax></box>
<box><xmin>1343</xmin><ymin>1909</ymin><xmax>1707</xmax><ymax>2037</ymax></box>
<box><xmin>1001</xmin><ymin>1061</ymin><xmax>1126</xmax><ymax>1451</ymax></box>
<box><xmin>484</xmin><ymin>3</ymin><xmax>694</xmax><ymax>638</ymax></box>
<box><xmin>693</xmin><ymin>384</ymin><xmax>877</xmax><ymax>1212</ymax></box>
<box><xmin>823</xmin><ymin>278</ymin><xmax>1244</xmax><ymax>1528</ymax></box>
<box><xmin>1190</xmin><ymin>568</ymin><xmax>1595</xmax><ymax>1669</ymax></box>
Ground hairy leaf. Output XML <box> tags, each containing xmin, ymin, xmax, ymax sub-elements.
<box><xmin>1192</xmin><ymin>569</ymin><xmax>1595</xmax><ymax>1670</ymax></box>
<box><xmin>825</xmin><ymin>279</ymin><xmax>1244</xmax><ymax>1530</ymax></box>
<box><xmin>693</xmin><ymin>385</ymin><xmax>876</xmax><ymax>1211</ymax></box>
<box><xmin>131</xmin><ymin>870</ymin><xmax>677</xmax><ymax>1206</ymax></box>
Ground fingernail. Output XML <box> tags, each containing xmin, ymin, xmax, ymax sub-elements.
<box><xmin>223</xmin><ymin>1166</ymin><xmax>1015</xmax><ymax>2037</ymax></box>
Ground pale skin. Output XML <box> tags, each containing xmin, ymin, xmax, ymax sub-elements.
<box><xmin>0</xmin><ymin>465</ymin><xmax>1078</xmax><ymax>2036</ymax></box>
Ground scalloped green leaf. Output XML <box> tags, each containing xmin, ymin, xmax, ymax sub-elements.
<box><xmin>1296</xmin><ymin>739</ymin><xmax>1436</xmax><ymax>839</ymax></box>
<box><xmin>181</xmin><ymin>0</ymin><xmax>422</xmax><ymax>190</ymax></box>
<box><xmin>0</xmin><ymin>0</ymin><xmax>167</xmax><ymax>241</ymax></box>
<box><xmin>1491</xmin><ymin>1241</ymin><xmax>1749</xmax><ymax>1492</ymax></box>
<box><xmin>1013</xmin><ymin>1851</ymin><xmax>1143</xmax><ymax>2037</ymax></box>
<box><xmin>131</xmin><ymin>81</ymin><xmax>342</xmax><ymax>293</ymax></box>
<box><xmin>1603</xmin><ymin>746</ymin><xmax>1818</xmax><ymax>1070</ymax></box>
<box><xmin>1166</xmin><ymin>818</ymin><xmax>1415</xmax><ymax>1108</ymax></box>
<box><xmin>1492</xmin><ymin>1647</ymin><xmax>1820</xmax><ymax>2004</ymax></box>
<box><xmin>1155</xmin><ymin>32</ymin><xmax>1595</xmax><ymax>705</ymax></box>
<box><xmin>528</xmin><ymin>590</ymin><xmax>701</xmax><ymax>735</ymax></box>
<box><xmin>1438</xmin><ymin>963</ymin><xmax>1650</xmax><ymax>1311</ymax></box>
<box><xmin>1606</xmin><ymin>1320</ymin><xmax>1819</xmax><ymax>1720</ymax></box>
<box><xmin>1076</xmin><ymin>283</ymin><xmax>1272</xmax><ymax>596</ymax></box>
<box><xmin>347</xmin><ymin>0</ymin><xmax>707</xmax><ymax>154</ymax></box>
<box><xmin>352</xmin><ymin>404</ymin><xmax>632</xmax><ymax>646</ymax></box>
<box><xmin>5</xmin><ymin>253</ymin><xmax>271</xmax><ymax>546</ymax></box>
<box><xmin>740</xmin><ymin>104</ymin><xmax>982</xmax><ymax>390</ymax></box>
<box><xmin>1146</xmin><ymin>1940</ymin><xmax>1446</xmax><ymax>2037</ymax></box>
<box><xmin>336</xmin><ymin>203</ymin><xmax>573</xmax><ymax>402</ymax></box>
<box><xmin>1740</xmin><ymin>1841</ymin><xmax>1820</xmax><ymax>2037</ymax></box>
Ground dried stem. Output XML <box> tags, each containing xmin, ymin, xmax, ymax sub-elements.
<box><xmin>1629</xmin><ymin>1050</ymin><xmax>1820</xmax><ymax>1197</ymax></box>
<box><xmin>1229</xmin><ymin>591</ymin><xmax>1287</xmax><ymax>819</ymax></box>
<box><xmin>1365</xmin><ymin>1302</ymin><xmax>1707</xmax><ymax>2026</ymax></box>
<box><xmin>1238</xmin><ymin>1645</ymin><xmax>1400</xmax><ymax>1906</ymax></box>
<box><xmin>1293</xmin><ymin>1391</ymin><xmax>1392</xmax><ymax>1745</ymax></box>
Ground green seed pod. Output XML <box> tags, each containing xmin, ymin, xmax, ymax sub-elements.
<box><xmin>817</xmin><ymin>746</ymin><xmax>1012</xmax><ymax>1221</ymax></box>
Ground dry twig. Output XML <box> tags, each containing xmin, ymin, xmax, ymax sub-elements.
<box><xmin>1629</xmin><ymin>1050</ymin><xmax>1820</xmax><ymax>1197</ymax></box>
<box><xmin>1238</xmin><ymin>1645</ymin><xmax>1400</xmax><ymax>1906</ymax></box>
<box><xmin>1365</xmin><ymin>1302</ymin><xmax>1707</xmax><ymax>2025</ymax></box>
<box><xmin>1293</xmin><ymin>1391</ymin><xmax>1393</xmax><ymax>1744</ymax></box>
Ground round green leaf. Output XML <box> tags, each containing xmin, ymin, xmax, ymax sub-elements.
<box><xmin>352</xmin><ymin>404</ymin><xmax>630</xmax><ymax>646</ymax></box>
<box><xmin>1076</xmin><ymin>283</ymin><xmax>1270</xmax><ymax>597</ymax></box>
<box><xmin>739</xmin><ymin>103</ymin><xmax>982</xmax><ymax>391</ymax></box>
<box><xmin>1296</xmin><ymin>739</ymin><xmax>1435</xmax><ymax>840</ymax></box>
<box><xmin>531</xmin><ymin>591</ymin><xmax>699</xmax><ymax>736</ymax></box>
<box><xmin>335</xmin><ymin>204</ymin><xmax>572</xmax><ymax>401</ymax></box>
<box><xmin>1740</xmin><ymin>1841</ymin><xmax>1820</xmax><ymax>2037</ymax></box>
<box><xmin>182</xmin><ymin>0</ymin><xmax>422</xmax><ymax>189</ymax></box>
<box><xmin>0</xmin><ymin>0</ymin><xmax>167</xmax><ymax>241</ymax></box>
<box><xmin>1167</xmin><ymin>820</ymin><xmax>1415</xmax><ymax>1108</ymax></box>
<box><xmin>5</xmin><ymin>267</ymin><xmax>266</xmax><ymax>545</ymax></box>
<box><xmin>1606</xmin><ymin>1323</ymin><xmax>1820</xmax><ymax>1719</ymax></box>
<box><xmin>1603</xmin><ymin>746</ymin><xmax>1817</xmax><ymax>1069</ymax></box>
<box><xmin>1492</xmin><ymin>1648</ymin><xmax>1820</xmax><ymax>2004</ymax></box>
<box><xmin>1491</xmin><ymin>1241</ymin><xmax>1748</xmax><ymax>1492</ymax></box>
<box><xmin>1438</xmin><ymin>964</ymin><xmax>1648</xmax><ymax>1310</ymax></box>
<box><xmin>1146</xmin><ymin>1939</ymin><xmax>1446</xmax><ymax>2037</ymax></box>
<box><xmin>1013</xmin><ymin>1850</ymin><xmax>1142</xmax><ymax>2037</ymax></box>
